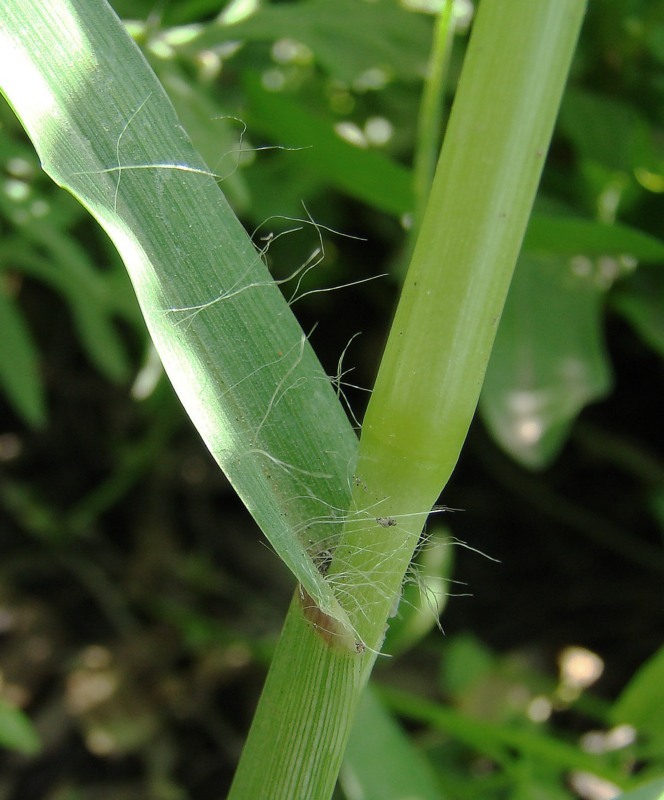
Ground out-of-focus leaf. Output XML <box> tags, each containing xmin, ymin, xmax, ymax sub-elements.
<box><xmin>559</xmin><ymin>89</ymin><xmax>658</xmax><ymax>175</ymax></box>
<box><xmin>480</xmin><ymin>253</ymin><xmax>612</xmax><ymax>469</ymax></box>
<box><xmin>240</xmin><ymin>149</ymin><xmax>328</xmax><ymax>223</ymax></box>
<box><xmin>3</xmin><ymin>233</ymin><xmax>137</xmax><ymax>385</ymax></box>
<box><xmin>340</xmin><ymin>686</ymin><xmax>443</xmax><ymax>800</ymax></box>
<box><xmin>610</xmin><ymin>646</ymin><xmax>664</xmax><ymax>755</ymax></box>
<box><xmin>244</xmin><ymin>77</ymin><xmax>414</xmax><ymax>216</ymax></box>
<box><xmin>0</xmin><ymin>119</ymin><xmax>140</xmax><ymax>386</ymax></box>
<box><xmin>0</xmin><ymin>278</ymin><xmax>46</xmax><ymax>427</ymax></box>
<box><xmin>383</xmin><ymin>527</ymin><xmax>453</xmax><ymax>657</ymax></box>
<box><xmin>183</xmin><ymin>0</ymin><xmax>432</xmax><ymax>84</ymax></box>
<box><xmin>612</xmin><ymin>778</ymin><xmax>664</xmax><ymax>800</ymax></box>
<box><xmin>524</xmin><ymin>215</ymin><xmax>664</xmax><ymax>262</ymax></box>
<box><xmin>380</xmin><ymin>685</ymin><xmax>627</xmax><ymax>785</ymax></box>
<box><xmin>612</xmin><ymin>264</ymin><xmax>664</xmax><ymax>358</ymax></box>
<box><xmin>439</xmin><ymin>634</ymin><xmax>496</xmax><ymax>699</ymax></box>
<box><xmin>0</xmin><ymin>698</ymin><xmax>41</xmax><ymax>755</ymax></box>
<box><xmin>556</xmin><ymin>89</ymin><xmax>658</xmax><ymax>218</ymax></box>
<box><xmin>492</xmin><ymin>215</ymin><xmax>664</xmax><ymax>465</ymax></box>
<box><xmin>146</xmin><ymin>0</ymin><xmax>223</xmax><ymax>27</ymax></box>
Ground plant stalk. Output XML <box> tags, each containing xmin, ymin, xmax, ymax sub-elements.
<box><xmin>229</xmin><ymin>2</ymin><xmax>587</xmax><ymax>797</ymax></box>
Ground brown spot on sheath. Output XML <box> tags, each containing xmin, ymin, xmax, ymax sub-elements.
<box><xmin>298</xmin><ymin>587</ymin><xmax>362</xmax><ymax>654</ymax></box>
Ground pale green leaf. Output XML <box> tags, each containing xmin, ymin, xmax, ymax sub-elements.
<box><xmin>612</xmin><ymin>779</ymin><xmax>664</xmax><ymax>800</ymax></box>
<box><xmin>0</xmin><ymin>0</ymin><xmax>358</xmax><ymax>633</ymax></box>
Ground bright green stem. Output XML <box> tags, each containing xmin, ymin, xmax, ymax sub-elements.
<box><xmin>330</xmin><ymin>0</ymin><xmax>588</xmax><ymax>652</ymax></box>
<box><xmin>411</xmin><ymin>0</ymin><xmax>456</xmax><ymax>235</ymax></box>
<box><xmin>231</xmin><ymin>2</ymin><xmax>587</xmax><ymax>798</ymax></box>
<box><xmin>229</xmin><ymin>591</ymin><xmax>365</xmax><ymax>800</ymax></box>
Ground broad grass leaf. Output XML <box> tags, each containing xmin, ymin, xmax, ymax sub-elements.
<box><xmin>0</xmin><ymin>0</ymin><xmax>358</xmax><ymax>634</ymax></box>
<box><xmin>154</xmin><ymin>62</ymin><xmax>251</xmax><ymax>215</ymax></box>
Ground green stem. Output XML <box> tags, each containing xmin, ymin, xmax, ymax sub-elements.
<box><xmin>228</xmin><ymin>591</ymin><xmax>364</xmax><ymax>799</ymax></box>
<box><xmin>230</xmin><ymin>2</ymin><xmax>587</xmax><ymax>797</ymax></box>
<box><xmin>411</xmin><ymin>0</ymin><xmax>456</xmax><ymax>236</ymax></box>
<box><xmin>330</xmin><ymin>0</ymin><xmax>588</xmax><ymax>653</ymax></box>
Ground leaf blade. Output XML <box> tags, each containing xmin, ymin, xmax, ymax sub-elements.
<box><xmin>0</xmin><ymin>0</ymin><xmax>358</xmax><ymax>630</ymax></box>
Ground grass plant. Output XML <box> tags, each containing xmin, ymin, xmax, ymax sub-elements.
<box><xmin>0</xmin><ymin>1</ymin><xmax>616</xmax><ymax>797</ymax></box>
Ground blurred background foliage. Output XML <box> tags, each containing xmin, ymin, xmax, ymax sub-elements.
<box><xmin>1</xmin><ymin>0</ymin><xmax>663</xmax><ymax>798</ymax></box>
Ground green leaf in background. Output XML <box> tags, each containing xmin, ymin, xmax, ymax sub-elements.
<box><xmin>482</xmin><ymin>213</ymin><xmax>664</xmax><ymax>468</ymax></box>
<box><xmin>480</xmin><ymin>253</ymin><xmax>612</xmax><ymax>469</ymax></box>
<box><xmin>612</xmin><ymin>264</ymin><xmax>664</xmax><ymax>359</ymax></box>
<box><xmin>559</xmin><ymin>89</ymin><xmax>658</xmax><ymax>176</ymax></box>
<box><xmin>183</xmin><ymin>0</ymin><xmax>432</xmax><ymax>84</ymax></box>
<box><xmin>557</xmin><ymin>88</ymin><xmax>658</xmax><ymax>218</ymax></box>
<box><xmin>243</xmin><ymin>76</ymin><xmax>414</xmax><ymax>217</ymax></box>
<box><xmin>610</xmin><ymin>645</ymin><xmax>664</xmax><ymax>756</ymax></box>
<box><xmin>11</xmin><ymin>227</ymin><xmax>138</xmax><ymax>384</ymax></box>
<box><xmin>0</xmin><ymin>107</ymin><xmax>141</xmax><ymax>395</ymax></box>
<box><xmin>439</xmin><ymin>634</ymin><xmax>496</xmax><ymax>700</ymax></box>
<box><xmin>524</xmin><ymin>215</ymin><xmax>664</xmax><ymax>261</ymax></box>
<box><xmin>612</xmin><ymin>778</ymin><xmax>664</xmax><ymax>800</ymax></box>
<box><xmin>0</xmin><ymin>275</ymin><xmax>46</xmax><ymax>427</ymax></box>
<box><xmin>382</xmin><ymin>527</ymin><xmax>453</xmax><ymax>657</ymax></box>
<box><xmin>340</xmin><ymin>686</ymin><xmax>443</xmax><ymax>800</ymax></box>
<box><xmin>380</xmin><ymin>685</ymin><xmax>628</xmax><ymax>787</ymax></box>
<box><xmin>0</xmin><ymin>697</ymin><xmax>41</xmax><ymax>755</ymax></box>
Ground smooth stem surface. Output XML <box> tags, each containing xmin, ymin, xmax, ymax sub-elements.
<box><xmin>329</xmin><ymin>0</ymin><xmax>588</xmax><ymax>653</ymax></box>
<box><xmin>230</xmin><ymin>2</ymin><xmax>586</xmax><ymax>798</ymax></box>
